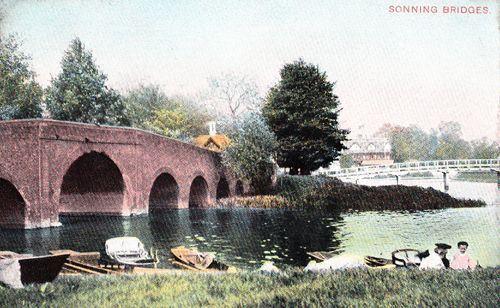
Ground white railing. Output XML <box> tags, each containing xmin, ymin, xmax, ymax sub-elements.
<box><xmin>318</xmin><ymin>159</ymin><xmax>500</xmax><ymax>179</ymax></box>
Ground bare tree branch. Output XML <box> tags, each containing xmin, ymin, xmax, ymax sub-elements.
<box><xmin>206</xmin><ymin>72</ymin><xmax>262</xmax><ymax>120</ymax></box>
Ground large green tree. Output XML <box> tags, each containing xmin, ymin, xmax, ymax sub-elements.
<box><xmin>0</xmin><ymin>35</ymin><xmax>43</xmax><ymax>120</ymax></box>
<box><xmin>263</xmin><ymin>59</ymin><xmax>348</xmax><ymax>175</ymax></box>
<box><xmin>222</xmin><ymin>112</ymin><xmax>277</xmax><ymax>194</ymax></box>
<box><xmin>45</xmin><ymin>38</ymin><xmax>129</xmax><ymax>125</ymax></box>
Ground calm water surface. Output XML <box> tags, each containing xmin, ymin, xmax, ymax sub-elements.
<box><xmin>0</xmin><ymin>179</ymin><xmax>498</xmax><ymax>268</ymax></box>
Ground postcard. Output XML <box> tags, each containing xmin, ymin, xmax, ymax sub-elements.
<box><xmin>0</xmin><ymin>1</ymin><xmax>498</xmax><ymax>307</ymax></box>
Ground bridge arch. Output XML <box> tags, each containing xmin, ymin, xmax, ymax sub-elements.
<box><xmin>216</xmin><ymin>177</ymin><xmax>230</xmax><ymax>199</ymax></box>
<box><xmin>59</xmin><ymin>151</ymin><xmax>126</xmax><ymax>215</ymax></box>
<box><xmin>149</xmin><ymin>172</ymin><xmax>179</xmax><ymax>211</ymax></box>
<box><xmin>235</xmin><ymin>180</ymin><xmax>244</xmax><ymax>196</ymax></box>
<box><xmin>0</xmin><ymin>178</ymin><xmax>26</xmax><ymax>228</ymax></box>
<box><xmin>189</xmin><ymin>175</ymin><xmax>209</xmax><ymax>208</ymax></box>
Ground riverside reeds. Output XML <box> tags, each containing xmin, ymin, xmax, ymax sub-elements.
<box><xmin>217</xmin><ymin>176</ymin><xmax>486</xmax><ymax>211</ymax></box>
<box><xmin>217</xmin><ymin>195</ymin><xmax>289</xmax><ymax>208</ymax></box>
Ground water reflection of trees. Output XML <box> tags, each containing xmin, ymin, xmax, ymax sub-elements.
<box><xmin>0</xmin><ymin>228</ymin><xmax>61</xmax><ymax>255</ymax></box>
<box><xmin>254</xmin><ymin>209</ymin><xmax>345</xmax><ymax>266</ymax></box>
<box><xmin>0</xmin><ymin>209</ymin><xmax>346</xmax><ymax>267</ymax></box>
<box><xmin>0</xmin><ymin>215</ymin><xmax>132</xmax><ymax>256</ymax></box>
<box><xmin>200</xmin><ymin>208</ymin><xmax>347</xmax><ymax>267</ymax></box>
<box><xmin>149</xmin><ymin>210</ymin><xmax>187</xmax><ymax>247</ymax></box>
<box><xmin>58</xmin><ymin>216</ymin><xmax>127</xmax><ymax>254</ymax></box>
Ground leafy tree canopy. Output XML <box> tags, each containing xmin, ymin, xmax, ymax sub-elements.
<box><xmin>377</xmin><ymin>124</ymin><xmax>437</xmax><ymax>162</ymax></box>
<box><xmin>339</xmin><ymin>154</ymin><xmax>355</xmax><ymax>169</ymax></box>
<box><xmin>0</xmin><ymin>35</ymin><xmax>43</xmax><ymax>120</ymax></box>
<box><xmin>376</xmin><ymin>121</ymin><xmax>496</xmax><ymax>162</ymax></box>
<box><xmin>124</xmin><ymin>84</ymin><xmax>213</xmax><ymax>140</ymax></box>
<box><xmin>145</xmin><ymin>100</ymin><xmax>212</xmax><ymax>141</ymax></box>
<box><xmin>45</xmin><ymin>38</ymin><xmax>129</xmax><ymax>125</ymax></box>
<box><xmin>434</xmin><ymin>121</ymin><xmax>471</xmax><ymax>160</ymax></box>
<box><xmin>123</xmin><ymin>84</ymin><xmax>169</xmax><ymax>129</ymax></box>
<box><xmin>222</xmin><ymin>112</ymin><xmax>278</xmax><ymax>194</ymax></box>
<box><xmin>470</xmin><ymin>137</ymin><xmax>499</xmax><ymax>159</ymax></box>
<box><xmin>263</xmin><ymin>59</ymin><xmax>348</xmax><ymax>175</ymax></box>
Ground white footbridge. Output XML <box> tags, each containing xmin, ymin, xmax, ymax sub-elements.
<box><xmin>317</xmin><ymin>159</ymin><xmax>500</xmax><ymax>185</ymax></box>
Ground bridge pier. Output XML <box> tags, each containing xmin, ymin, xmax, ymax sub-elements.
<box><xmin>442</xmin><ymin>171</ymin><xmax>449</xmax><ymax>191</ymax></box>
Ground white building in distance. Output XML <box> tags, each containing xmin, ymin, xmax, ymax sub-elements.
<box><xmin>343</xmin><ymin>135</ymin><xmax>393</xmax><ymax>166</ymax></box>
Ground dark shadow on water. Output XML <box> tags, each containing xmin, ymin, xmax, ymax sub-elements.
<box><xmin>0</xmin><ymin>209</ymin><xmax>347</xmax><ymax>268</ymax></box>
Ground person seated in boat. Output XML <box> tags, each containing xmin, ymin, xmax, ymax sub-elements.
<box><xmin>419</xmin><ymin>243</ymin><xmax>451</xmax><ymax>270</ymax></box>
<box><xmin>450</xmin><ymin>241</ymin><xmax>477</xmax><ymax>270</ymax></box>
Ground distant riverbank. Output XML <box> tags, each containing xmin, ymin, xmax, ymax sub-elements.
<box><xmin>218</xmin><ymin>176</ymin><xmax>486</xmax><ymax>211</ymax></box>
<box><xmin>371</xmin><ymin>171</ymin><xmax>497</xmax><ymax>183</ymax></box>
<box><xmin>1</xmin><ymin>268</ymin><xmax>497</xmax><ymax>307</ymax></box>
<box><xmin>455</xmin><ymin>171</ymin><xmax>497</xmax><ymax>183</ymax></box>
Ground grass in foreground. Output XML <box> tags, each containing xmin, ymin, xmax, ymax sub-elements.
<box><xmin>0</xmin><ymin>268</ymin><xmax>498</xmax><ymax>307</ymax></box>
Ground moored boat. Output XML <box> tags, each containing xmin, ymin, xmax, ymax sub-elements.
<box><xmin>308</xmin><ymin>248</ymin><xmax>425</xmax><ymax>269</ymax></box>
<box><xmin>391</xmin><ymin>248</ymin><xmax>424</xmax><ymax>267</ymax></box>
<box><xmin>170</xmin><ymin>246</ymin><xmax>236</xmax><ymax>272</ymax></box>
<box><xmin>49</xmin><ymin>250</ymin><xmax>115</xmax><ymax>275</ymax></box>
<box><xmin>100</xmin><ymin>237</ymin><xmax>159</xmax><ymax>269</ymax></box>
<box><xmin>0</xmin><ymin>251</ymin><xmax>69</xmax><ymax>288</ymax></box>
<box><xmin>306</xmin><ymin>251</ymin><xmax>336</xmax><ymax>262</ymax></box>
<box><xmin>364</xmin><ymin>255</ymin><xmax>393</xmax><ymax>267</ymax></box>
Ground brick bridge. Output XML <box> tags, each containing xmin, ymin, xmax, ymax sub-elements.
<box><xmin>0</xmin><ymin>120</ymin><xmax>244</xmax><ymax>229</ymax></box>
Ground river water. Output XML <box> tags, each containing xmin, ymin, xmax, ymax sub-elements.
<box><xmin>0</xmin><ymin>179</ymin><xmax>498</xmax><ymax>268</ymax></box>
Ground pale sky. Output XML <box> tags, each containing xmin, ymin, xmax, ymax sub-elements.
<box><xmin>1</xmin><ymin>0</ymin><xmax>498</xmax><ymax>140</ymax></box>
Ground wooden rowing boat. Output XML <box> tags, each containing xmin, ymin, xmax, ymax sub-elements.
<box><xmin>308</xmin><ymin>250</ymin><xmax>417</xmax><ymax>269</ymax></box>
<box><xmin>391</xmin><ymin>248</ymin><xmax>423</xmax><ymax>267</ymax></box>
<box><xmin>308</xmin><ymin>251</ymin><xmax>393</xmax><ymax>268</ymax></box>
<box><xmin>0</xmin><ymin>252</ymin><xmax>69</xmax><ymax>285</ymax></box>
<box><xmin>170</xmin><ymin>246</ymin><xmax>236</xmax><ymax>272</ymax></box>
<box><xmin>49</xmin><ymin>250</ymin><xmax>117</xmax><ymax>275</ymax></box>
<box><xmin>306</xmin><ymin>251</ymin><xmax>336</xmax><ymax>262</ymax></box>
<box><xmin>364</xmin><ymin>255</ymin><xmax>393</xmax><ymax>267</ymax></box>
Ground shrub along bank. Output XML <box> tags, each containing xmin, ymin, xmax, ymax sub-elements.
<box><xmin>218</xmin><ymin>176</ymin><xmax>485</xmax><ymax>211</ymax></box>
<box><xmin>0</xmin><ymin>268</ymin><xmax>497</xmax><ymax>307</ymax></box>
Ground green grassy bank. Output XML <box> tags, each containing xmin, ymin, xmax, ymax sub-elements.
<box><xmin>1</xmin><ymin>268</ymin><xmax>498</xmax><ymax>307</ymax></box>
<box><xmin>219</xmin><ymin>176</ymin><xmax>486</xmax><ymax>211</ymax></box>
<box><xmin>455</xmin><ymin>172</ymin><xmax>497</xmax><ymax>183</ymax></box>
